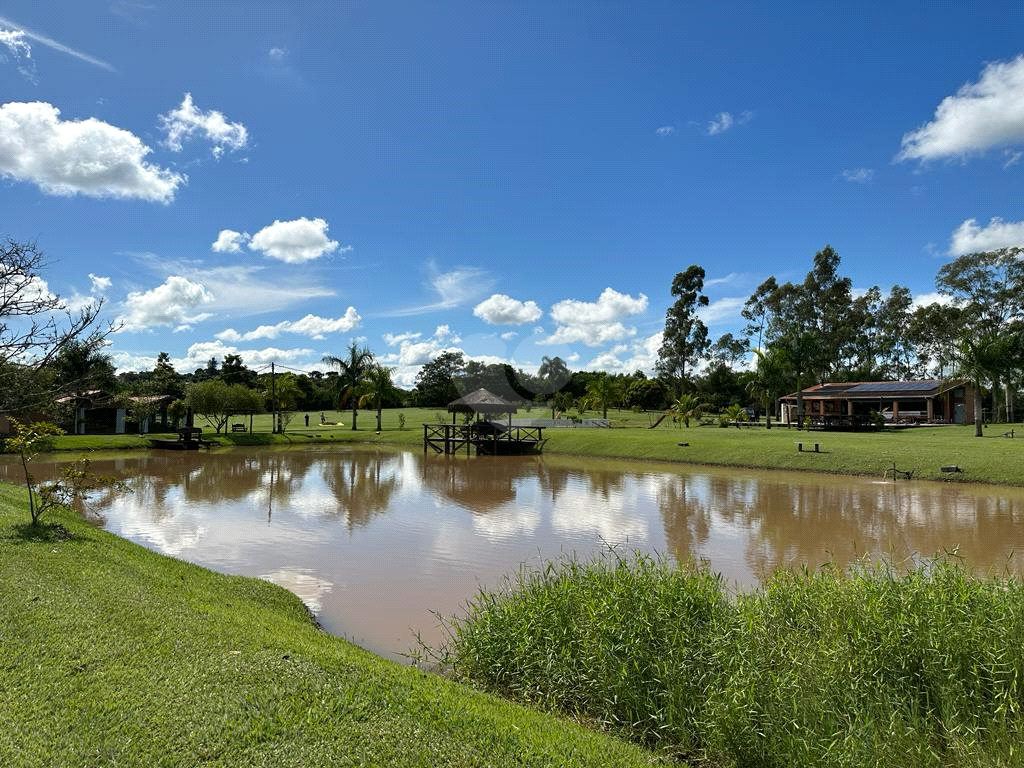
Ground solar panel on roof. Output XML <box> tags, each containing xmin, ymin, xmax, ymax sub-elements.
<box><xmin>846</xmin><ymin>381</ymin><xmax>940</xmax><ymax>394</ymax></box>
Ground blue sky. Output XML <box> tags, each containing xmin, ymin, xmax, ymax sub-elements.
<box><xmin>2</xmin><ymin>2</ymin><xmax>1024</xmax><ymax>386</ymax></box>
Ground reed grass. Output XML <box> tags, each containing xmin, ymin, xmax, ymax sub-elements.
<box><xmin>433</xmin><ymin>553</ymin><xmax>1024</xmax><ymax>766</ymax></box>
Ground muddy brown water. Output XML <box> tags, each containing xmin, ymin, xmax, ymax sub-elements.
<box><xmin>5</xmin><ymin>446</ymin><xmax>1024</xmax><ymax>662</ymax></box>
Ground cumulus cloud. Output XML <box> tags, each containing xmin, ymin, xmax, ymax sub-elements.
<box><xmin>899</xmin><ymin>55</ymin><xmax>1024</xmax><ymax>162</ymax></box>
<box><xmin>585</xmin><ymin>332</ymin><xmax>663</xmax><ymax>373</ymax></box>
<box><xmin>912</xmin><ymin>291</ymin><xmax>955</xmax><ymax>309</ymax></box>
<box><xmin>949</xmin><ymin>217</ymin><xmax>1024</xmax><ymax>255</ymax></box>
<box><xmin>117</xmin><ymin>276</ymin><xmax>215</xmax><ymax>332</ymax></box>
<box><xmin>655</xmin><ymin>125</ymin><xmax>675</xmax><ymax>136</ymax></box>
<box><xmin>248</xmin><ymin>217</ymin><xmax>339</xmax><ymax>263</ymax></box>
<box><xmin>159</xmin><ymin>93</ymin><xmax>248</xmax><ymax>158</ymax></box>
<box><xmin>542</xmin><ymin>287</ymin><xmax>648</xmax><ymax>346</ymax></box>
<box><xmin>269</xmin><ymin>47</ymin><xmax>288</xmax><ymax>60</ymax></box>
<box><xmin>0</xmin><ymin>101</ymin><xmax>185</xmax><ymax>202</ymax></box>
<box><xmin>216</xmin><ymin>307</ymin><xmax>361</xmax><ymax>341</ymax></box>
<box><xmin>88</xmin><ymin>273</ymin><xmax>111</xmax><ymax>292</ymax></box>
<box><xmin>842</xmin><ymin>167</ymin><xmax>874</xmax><ymax>183</ymax></box>
<box><xmin>173</xmin><ymin>340</ymin><xmax>313</xmax><ymax>372</ymax></box>
<box><xmin>473</xmin><ymin>293</ymin><xmax>543</xmax><ymax>325</ymax></box>
<box><xmin>211</xmin><ymin>229</ymin><xmax>248</xmax><ymax>253</ymax></box>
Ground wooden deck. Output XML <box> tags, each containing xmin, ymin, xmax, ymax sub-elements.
<box><xmin>423</xmin><ymin>423</ymin><xmax>545</xmax><ymax>456</ymax></box>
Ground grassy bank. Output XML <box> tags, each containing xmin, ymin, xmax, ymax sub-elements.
<box><xmin>43</xmin><ymin>407</ymin><xmax>1024</xmax><ymax>486</ymax></box>
<box><xmin>435</xmin><ymin>552</ymin><xmax>1024</xmax><ymax>766</ymax></box>
<box><xmin>0</xmin><ymin>485</ymin><xmax>658</xmax><ymax>767</ymax></box>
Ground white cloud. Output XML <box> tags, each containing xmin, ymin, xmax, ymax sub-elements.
<box><xmin>543</xmin><ymin>287</ymin><xmax>648</xmax><ymax>346</ymax></box>
<box><xmin>117</xmin><ymin>276</ymin><xmax>215</xmax><ymax>332</ymax></box>
<box><xmin>473</xmin><ymin>293</ymin><xmax>543</xmax><ymax>325</ymax></box>
<box><xmin>383</xmin><ymin>331</ymin><xmax>422</xmax><ymax>346</ymax></box>
<box><xmin>269</xmin><ymin>47</ymin><xmax>288</xmax><ymax>61</ymax></box>
<box><xmin>211</xmin><ymin>229</ymin><xmax>248</xmax><ymax>253</ymax></box>
<box><xmin>0</xmin><ymin>28</ymin><xmax>31</xmax><ymax>58</ymax></box>
<box><xmin>0</xmin><ymin>101</ymin><xmax>184</xmax><ymax>202</ymax></box>
<box><xmin>0</xmin><ymin>27</ymin><xmax>35</xmax><ymax>81</ymax></box>
<box><xmin>842</xmin><ymin>167</ymin><xmax>874</xmax><ymax>183</ymax></box>
<box><xmin>216</xmin><ymin>307</ymin><xmax>361</xmax><ymax>341</ymax></box>
<box><xmin>707</xmin><ymin>110</ymin><xmax>752</xmax><ymax>136</ymax></box>
<box><xmin>500</xmin><ymin>331</ymin><xmax>518</xmax><ymax>341</ymax></box>
<box><xmin>188</xmin><ymin>264</ymin><xmax>334</xmax><ymax>316</ymax></box>
<box><xmin>383</xmin><ymin>265</ymin><xmax>492</xmax><ymax>317</ymax></box>
<box><xmin>708</xmin><ymin>112</ymin><xmax>734</xmax><ymax>135</ymax></box>
<box><xmin>949</xmin><ymin>217</ymin><xmax>1024</xmax><ymax>255</ymax></box>
<box><xmin>172</xmin><ymin>340</ymin><xmax>313</xmax><ymax>372</ymax></box>
<box><xmin>655</xmin><ymin>125</ymin><xmax>675</xmax><ymax>136</ymax></box>
<box><xmin>248</xmin><ymin>217</ymin><xmax>339</xmax><ymax>263</ymax></box>
<box><xmin>159</xmin><ymin>93</ymin><xmax>248</xmax><ymax>158</ymax></box>
<box><xmin>0</xmin><ymin>15</ymin><xmax>114</xmax><ymax>71</ymax></box>
<box><xmin>898</xmin><ymin>55</ymin><xmax>1024</xmax><ymax>162</ymax></box>
<box><xmin>88</xmin><ymin>273</ymin><xmax>111</xmax><ymax>292</ymax></box>
<box><xmin>585</xmin><ymin>332</ymin><xmax>663</xmax><ymax>373</ymax></box>
<box><xmin>912</xmin><ymin>291</ymin><xmax>955</xmax><ymax>309</ymax></box>
<box><xmin>697</xmin><ymin>296</ymin><xmax>745</xmax><ymax>325</ymax></box>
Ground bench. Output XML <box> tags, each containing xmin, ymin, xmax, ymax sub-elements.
<box><xmin>231</xmin><ymin>423</ymin><xmax>247</xmax><ymax>433</ymax></box>
<box><xmin>795</xmin><ymin>441</ymin><xmax>820</xmax><ymax>452</ymax></box>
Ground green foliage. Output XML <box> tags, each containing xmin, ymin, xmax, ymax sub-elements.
<box><xmin>657</xmin><ymin>265</ymin><xmax>710</xmax><ymax>392</ymax></box>
<box><xmin>185</xmin><ymin>379</ymin><xmax>262</xmax><ymax>434</ymax></box>
<box><xmin>5</xmin><ymin>419</ymin><xmax>125</xmax><ymax>526</ymax></box>
<box><xmin>669</xmin><ymin>393</ymin><xmax>704</xmax><ymax>427</ymax></box>
<box><xmin>436</xmin><ymin>553</ymin><xmax>1024</xmax><ymax>766</ymax></box>
<box><xmin>323</xmin><ymin>343</ymin><xmax>376</xmax><ymax>430</ymax></box>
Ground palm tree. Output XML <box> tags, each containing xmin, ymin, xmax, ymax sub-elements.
<box><xmin>537</xmin><ymin>355</ymin><xmax>570</xmax><ymax>394</ymax></box>
<box><xmin>956</xmin><ymin>332</ymin><xmax>1004</xmax><ymax>438</ymax></box>
<box><xmin>322</xmin><ymin>342</ymin><xmax>375</xmax><ymax>431</ymax></box>
<box><xmin>358</xmin><ymin>364</ymin><xmax>399</xmax><ymax>432</ymax></box>
<box><xmin>746</xmin><ymin>347</ymin><xmax>789</xmax><ymax>429</ymax></box>
<box><xmin>582</xmin><ymin>374</ymin><xmax>619</xmax><ymax>420</ymax></box>
<box><xmin>669</xmin><ymin>393</ymin><xmax>704</xmax><ymax>428</ymax></box>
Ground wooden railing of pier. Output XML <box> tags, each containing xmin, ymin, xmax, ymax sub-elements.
<box><xmin>423</xmin><ymin>423</ymin><xmax>545</xmax><ymax>456</ymax></box>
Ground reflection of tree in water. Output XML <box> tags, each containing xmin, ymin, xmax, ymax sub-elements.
<box><xmin>740</xmin><ymin>479</ymin><xmax>1024</xmax><ymax>580</ymax></box>
<box><xmin>656</xmin><ymin>474</ymin><xmax>715</xmax><ymax>565</ymax></box>
<box><xmin>415</xmin><ymin>454</ymin><xmax>541</xmax><ymax>514</ymax></box>
<box><xmin>320</xmin><ymin>451</ymin><xmax>400</xmax><ymax>529</ymax></box>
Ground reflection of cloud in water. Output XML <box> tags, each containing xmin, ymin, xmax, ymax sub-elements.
<box><xmin>471</xmin><ymin>504</ymin><xmax>541</xmax><ymax>540</ymax></box>
<box><xmin>260</xmin><ymin>567</ymin><xmax>334</xmax><ymax>613</ymax></box>
<box><xmin>551</xmin><ymin>480</ymin><xmax>649</xmax><ymax>544</ymax></box>
<box><xmin>104</xmin><ymin>487</ymin><xmax>206</xmax><ymax>556</ymax></box>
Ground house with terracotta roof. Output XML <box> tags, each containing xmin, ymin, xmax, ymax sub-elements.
<box><xmin>780</xmin><ymin>379</ymin><xmax>975</xmax><ymax>429</ymax></box>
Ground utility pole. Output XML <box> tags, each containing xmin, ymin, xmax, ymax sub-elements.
<box><xmin>270</xmin><ymin>361</ymin><xmax>277</xmax><ymax>433</ymax></box>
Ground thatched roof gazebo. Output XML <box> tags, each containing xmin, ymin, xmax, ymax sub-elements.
<box><xmin>447</xmin><ymin>387</ymin><xmax>519</xmax><ymax>425</ymax></box>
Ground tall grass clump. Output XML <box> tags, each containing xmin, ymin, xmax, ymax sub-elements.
<box><xmin>432</xmin><ymin>554</ymin><xmax>1024</xmax><ymax>766</ymax></box>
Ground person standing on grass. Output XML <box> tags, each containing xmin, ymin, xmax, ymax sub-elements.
<box><xmin>304</xmin><ymin>413</ymin><xmax>309</xmax><ymax>427</ymax></box>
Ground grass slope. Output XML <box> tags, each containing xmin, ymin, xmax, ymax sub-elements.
<box><xmin>0</xmin><ymin>484</ymin><xmax>658</xmax><ymax>767</ymax></box>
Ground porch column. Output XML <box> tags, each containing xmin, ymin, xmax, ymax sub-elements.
<box><xmin>892</xmin><ymin>401</ymin><xmax>900</xmax><ymax>421</ymax></box>
<box><xmin>847</xmin><ymin>400</ymin><xmax>854</xmax><ymax>416</ymax></box>
<box><xmin>926</xmin><ymin>398</ymin><xmax>934</xmax><ymax>422</ymax></box>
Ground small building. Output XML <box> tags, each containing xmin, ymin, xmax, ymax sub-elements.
<box><xmin>55</xmin><ymin>390</ymin><xmax>176</xmax><ymax>435</ymax></box>
<box><xmin>780</xmin><ymin>379</ymin><xmax>975</xmax><ymax>428</ymax></box>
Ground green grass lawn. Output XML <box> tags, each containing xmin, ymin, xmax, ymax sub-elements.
<box><xmin>0</xmin><ymin>484</ymin><xmax>658</xmax><ymax>767</ymax></box>
<box><xmin>43</xmin><ymin>407</ymin><xmax>1024</xmax><ymax>486</ymax></box>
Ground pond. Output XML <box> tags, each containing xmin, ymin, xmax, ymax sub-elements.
<box><xmin>5</xmin><ymin>446</ymin><xmax>1024</xmax><ymax>662</ymax></box>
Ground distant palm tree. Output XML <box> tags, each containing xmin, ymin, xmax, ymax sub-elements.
<box><xmin>746</xmin><ymin>347</ymin><xmax>790</xmax><ymax>429</ymax></box>
<box><xmin>582</xmin><ymin>374</ymin><xmax>619</xmax><ymax>420</ymax></box>
<box><xmin>956</xmin><ymin>332</ymin><xmax>1004</xmax><ymax>438</ymax></box>
<box><xmin>358</xmin><ymin>364</ymin><xmax>399</xmax><ymax>432</ymax></box>
<box><xmin>669</xmin><ymin>393</ymin><xmax>704</xmax><ymax>428</ymax></box>
<box><xmin>537</xmin><ymin>355</ymin><xmax>570</xmax><ymax>394</ymax></box>
<box><xmin>322</xmin><ymin>343</ymin><xmax>375</xmax><ymax>430</ymax></box>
